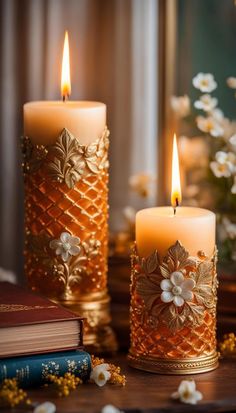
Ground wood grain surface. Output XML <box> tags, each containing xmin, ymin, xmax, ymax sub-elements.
<box><xmin>8</xmin><ymin>354</ymin><xmax>236</xmax><ymax>413</ymax></box>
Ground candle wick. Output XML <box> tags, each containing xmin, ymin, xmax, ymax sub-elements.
<box><xmin>173</xmin><ymin>197</ymin><xmax>179</xmax><ymax>216</ymax></box>
<box><xmin>62</xmin><ymin>94</ymin><xmax>70</xmax><ymax>102</ymax></box>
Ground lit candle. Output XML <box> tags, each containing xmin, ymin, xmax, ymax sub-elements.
<box><xmin>24</xmin><ymin>31</ymin><xmax>106</xmax><ymax>145</ymax></box>
<box><xmin>136</xmin><ymin>135</ymin><xmax>215</xmax><ymax>258</ymax></box>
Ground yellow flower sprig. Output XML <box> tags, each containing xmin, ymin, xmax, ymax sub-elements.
<box><xmin>219</xmin><ymin>333</ymin><xmax>236</xmax><ymax>358</ymax></box>
<box><xmin>91</xmin><ymin>355</ymin><xmax>126</xmax><ymax>386</ymax></box>
<box><xmin>0</xmin><ymin>378</ymin><xmax>31</xmax><ymax>408</ymax></box>
<box><xmin>46</xmin><ymin>372</ymin><xmax>82</xmax><ymax>397</ymax></box>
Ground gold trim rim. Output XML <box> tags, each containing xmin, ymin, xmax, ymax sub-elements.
<box><xmin>128</xmin><ymin>352</ymin><xmax>219</xmax><ymax>375</ymax></box>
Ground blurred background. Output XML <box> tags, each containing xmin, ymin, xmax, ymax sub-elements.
<box><xmin>0</xmin><ymin>0</ymin><xmax>236</xmax><ymax>288</ymax></box>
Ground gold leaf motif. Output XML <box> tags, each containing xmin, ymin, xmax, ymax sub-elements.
<box><xmin>133</xmin><ymin>241</ymin><xmax>217</xmax><ymax>332</ymax></box>
<box><xmin>22</xmin><ymin>127</ymin><xmax>110</xmax><ymax>189</ymax></box>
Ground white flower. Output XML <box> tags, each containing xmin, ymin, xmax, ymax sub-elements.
<box><xmin>215</xmin><ymin>151</ymin><xmax>236</xmax><ymax>165</ymax></box>
<box><xmin>196</xmin><ymin>116</ymin><xmax>223</xmax><ymax>137</ymax></box>
<box><xmin>170</xmin><ymin>95</ymin><xmax>190</xmax><ymax>118</ymax></box>
<box><xmin>211</xmin><ymin>108</ymin><xmax>224</xmax><ymax>121</ymax></box>
<box><xmin>227</xmin><ymin>77</ymin><xmax>236</xmax><ymax>89</ymax></box>
<box><xmin>210</xmin><ymin>161</ymin><xmax>232</xmax><ymax>178</ymax></box>
<box><xmin>194</xmin><ymin>94</ymin><xmax>218</xmax><ymax>112</ymax></box>
<box><xmin>34</xmin><ymin>402</ymin><xmax>56</xmax><ymax>413</ymax></box>
<box><xmin>160</xmin><ymin>271</ymin><xmax>195</xmax><ymax>307</ymax></box>
<box><xmin>90</xmin><ymin>363</ymin><xmax>111</xmax><ymax>387</ymax></box>
<box><xmin>129</xmin><ymin>173</ymin><xmax>155</xmax><ymax>198</ymax></box>
<box><xmin>193</xmin><ymin>73</ymin><xmax>217</xmax><ymax>92</ymax></box>
<box><xmin>172</xmin><ymin>380</ymin><xmax>203</xmax><ymax>405</ymax></box>
<box><xmin>229</xmin><ymin>134</ymin><xmax>236</xmax><ymax>147</ymax></box>
<box><xmin>101</xmin><ymin>405</ymin><xmax>123</xmax><ymax>413</ymax></box>
<box><xmin>231</xmin><ymin>176</ymin><xmax>236</xmax><ymax>194</ymax></box>
<box><xmin>222</xmin><ymin>217</ymin><xmax>236</xmax><ymax>240</ymax></box>
<box><xmin>123</xmin><ymin>206</ymin><xmax>136</xmax><ymax>226</ymax></box>
<box><xmin>49</xmin><ymin>232</ymin><xmax>81</xmax><ymax>262</ymax></box>
<box><xmin>221</xmin><ymin>119</ymin><xmax>236</xmax><ymax>141</ymax></box>
<box><xmin>210</xmin><ymin>151</ymin><xmax>235</xmax><ymax>179</ymax></box>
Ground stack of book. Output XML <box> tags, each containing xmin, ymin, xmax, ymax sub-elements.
<box><xmin>0</xmin><ymin>282</ymin><xmax>91</xmax><ymax>387</ymax></box>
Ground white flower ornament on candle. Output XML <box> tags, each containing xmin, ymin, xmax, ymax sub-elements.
<box><xmin>171</xmin><ymin>380</ymin><xmax>203</xmax><ymax>405</ymax></box>
<box><xmin>90</xmin><ymin>363</ymin><xmax>111</xmax><ymax>387</ymax></box>
<box><xmin>49</xmin><ymin>232</ymin><xmax>81</xmax><ymax>262</ymax></box>
<box><xmin>161</xmin><ymin>272</ymin><xmax>195</xmax><ymax>307</ymax></box>
<box><xmin>193</xmin><ymin>73</ymin><xmax>217</xmax><ymax>92</ymax></box>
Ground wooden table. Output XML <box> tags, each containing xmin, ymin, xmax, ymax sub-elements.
<box><xmin>11</xmin><ymin>355</ymin><xmax>236</xmax><ymax>413</ymax></box>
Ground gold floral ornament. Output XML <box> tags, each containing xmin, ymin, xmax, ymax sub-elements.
<box><xmin>22</xmin><ymin>127</ymin><xmax>109</xmax><ymax>189</ymax></box>
<box><xmin>27</xmin><ymin>231</ymin><xmax>101</xmax><ymax>298</ymax></box>
<box><xmin>135</xmin><ymin>241</ymin><xmax>217</xmax><ymax>332</ymax></box>
<box><xmin>48</xmin><ymin>127</ymin><xmax>109</xmax><ymax>189</ymax></box>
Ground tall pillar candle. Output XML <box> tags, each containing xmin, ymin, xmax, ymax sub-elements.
<box><xmin>22</xmin><ymin>32</ymin><xmax>116</xmax><ymax>352</ymax></box>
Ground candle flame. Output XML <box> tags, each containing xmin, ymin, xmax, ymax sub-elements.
<box><xmin>171</xmin><ymin>134</ymin><xmax>182</xmax><ymax>213</ymax></box>
<box><xmin>61</xmin><ymin>31</ymin><xmax>71</xmax><ymax>101</ymax></box>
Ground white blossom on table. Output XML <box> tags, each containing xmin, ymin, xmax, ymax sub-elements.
<box><xmin>49</xmin><ymin>232</ymin><xmax>81</xmax><ymax>262</ymax></box>
<box><xmin>171</xmin><ymin>380</ymin><xmax>203</xmax><ymax>405</ymax></box>
<box><xmin>101</xmin><ymin>405</ymin><xmax>124</xmax><ymax>413</ymax></box>
<box><xmin>196</xmin><ymin>115</ymin><xmax>224</xmax><ymax>137</ymax></box>
<box><xmin>193</xmin><ymin>73</ymin><xmax>217</xmax><ymax>93</ymax></box>
<box><xmin>170</xmin><ymin>95</ymin><xmax>190</xmax><ymax>118</ymax></box>
<box><xmin>160</xmin><ymin>271</ymin><xmax>195</xmax><ymax>307</ymax></box>
<box><xmin>33</xmin><ymin>402</ymin><xmax>56</xmax><ymax>413</ymax></box>
<box><xmin>227</xmin><ymin>77</ymin><xmax>236</xmax><ymax>89</ymax></box>
<box><xmin>194</xmin><ymin>94</ymin><xmax>218</xmax><ymax>112</ymax></box>
<box><xmin>90</xmin><ymin>363</ymin><xmax>111</xmax><ymax>387</ymax></box>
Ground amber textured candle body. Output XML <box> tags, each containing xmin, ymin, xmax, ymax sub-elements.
<box><xmin>22</xmin><ymin>107</ymin><xmax>116</xmax><ymax>351</ymax></box>
<box><xmin>128</xmin><ymin>240</ymin><xmax>218</xmax><ymax>374</ymax></box>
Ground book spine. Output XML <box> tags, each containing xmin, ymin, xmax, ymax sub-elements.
<box><xmin>0</xmin><ymin>352</ymin><xmax>91</xmax><ymax>388</ymax></box>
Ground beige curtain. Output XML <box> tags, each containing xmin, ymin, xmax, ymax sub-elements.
<box><xmin>0</xmin><ymin>0</ymin><xmax>159</xmax><ymax>280</ymax></box>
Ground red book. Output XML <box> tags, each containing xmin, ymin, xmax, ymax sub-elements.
<box><xmin>0</xmin><ymin>282</ymin><xmax>83</xmax><ymax>358</ymax></box>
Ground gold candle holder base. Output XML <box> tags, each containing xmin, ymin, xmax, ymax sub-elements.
<box><xmin>21</xmin><ymin>127</ymin><xmax>117</xmax><ymax>353</ymax></box>
<box><xmin>129</xmin><ymin>241</ymin><xmax>219</xmax><ymax>375</ymax></box>
<box><xmin>128</xmin><ymin>352</ymin><xmax>219</xmax><ymax>375</ymax></box>
<box><xmin>57</xmin><ymin>292</ymin><xmax>117</xmax><ymax>353</ymax></box>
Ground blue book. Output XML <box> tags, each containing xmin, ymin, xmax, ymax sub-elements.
<box><xmin>0</xmin><ymin>350</ymin><xmax>91</xmax><ymax>388</ymax></box>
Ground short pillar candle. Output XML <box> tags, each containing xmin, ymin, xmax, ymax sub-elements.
<box><xmin>128</xmin><ymin>135</ymin><xmax>219</xmax><ymax>374</ymax></box>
